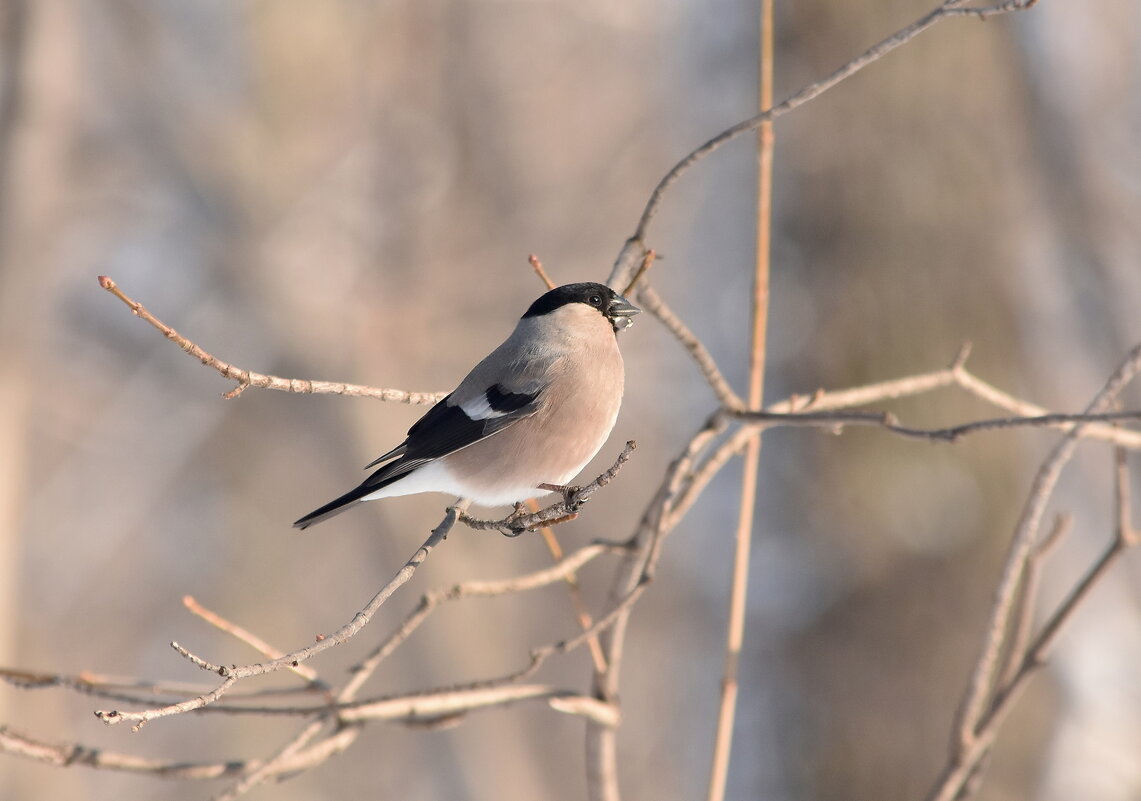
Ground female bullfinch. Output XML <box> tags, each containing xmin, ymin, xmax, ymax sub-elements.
<box><xmin>294</xmin><ymin>282</ymin><xmax>639</xmax><ymax>529</ymax></box>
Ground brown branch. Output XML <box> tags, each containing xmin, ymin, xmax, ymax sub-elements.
<box><xmin>528</xmin><ymin>253</ymin><xmax>556</xmax><ymax>290</ymax></box>
<box><xmin>997</xmin><ymin>512</ymin><xmax>1070</xmax><ymax>690</ymax></box>
<box><xmin>210</xmin><ymin>536</ymin><xmax>622</xmax><ymax>797</ymax></box>
<box><xmin>457</xmin><ymin>442</ymin><xmax>637</xmax><ymax>536</ymax></box>
<box><xmin>928</xmin><ymin>346</ymin><xmax>1141</xmax><ymax>801</ymax></box>
<box><xmin>0</xmin><ymin>725</ymin><xmax>244</xmax><ymax>779</ymax></box>
<box><xmin>585</xmin><ymin>420</ymin><xmax>722</xmax><ymax>801</ymax></box>
<box><xmin>338</xmin><ymin>684</ymin><xmax>619</xmax><ymax>727</ymax></box>
<box><xmin>93</xmin><ymin>505</ymin><xmax>463</xmax><ymax>729</ymax></box>
<box><xmin>640</xmin><ymin>283</ymin><xmax>1141</xmax><ymax>450</ymax></box>
<box><xmin>707</xmin><ymin>0</ymin><xmax>774</xmax><ymax>790</ymax></box>
<box><xmin>532</xmin><ymin>499</ymin><xmax>610</xmax><ymax>675</ymax></box>
<box><xmin>346</xmin><ymin>541</ymin><xmax>625</xmax><ymax>693</ymax></box>
<box><xmin>182</xmin><ymin>595</ymin><xmax>324</xmax><ymax>687</ymax></box>
<box><xmin>729</xmin><ymin>408</ymin><xmax>1141</xmax><ymax>443</ymax></box>
<box><xmin>608</xmin><ymin>0</ymin><xmax>1039</xmax><ymax>288</ymax></box>
<box><xmin>637</xmin><ymin>284</ymin><xmax>744</xmax><ymax>410</ymax></box>
<box><xmin>621</xmin><ymin>249</ymin><xmax>657</xmax><ymax>297</ymax></box>
<box><xmin>98</xmin><ymin>276</ymin><xmax>445</xmax><ymax>403</ymax></box>
<box><xmin>47</xmin><ymin>2</ymin><xmax>1074</xmax><ymax>795</ymax></box>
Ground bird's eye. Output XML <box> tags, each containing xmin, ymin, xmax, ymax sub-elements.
<box><xmin>589</xmin><ymin>294</ymin><xmax>602</xmax><ymax>306</ymax></box>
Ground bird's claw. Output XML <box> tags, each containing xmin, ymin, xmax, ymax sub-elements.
<box><xmin>538</xmin><ymin>482</ymin><xmax>588</xmax><ymax>511</ymax></box>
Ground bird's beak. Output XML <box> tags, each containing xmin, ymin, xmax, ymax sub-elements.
<box><xmin>608</xmin><ymin>294</ymin><xmax>641</xmax><ymax>330</ymax></box>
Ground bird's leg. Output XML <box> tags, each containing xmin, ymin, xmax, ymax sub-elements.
<box><xmin>503</xmin><ymin>501</ymin><xmax>529</xmax><ymax>526</ymax></box>
<box><xmin>537</xmin><ymin>482</ymin><xmax>587</xmax><ymax>510</ymax></box>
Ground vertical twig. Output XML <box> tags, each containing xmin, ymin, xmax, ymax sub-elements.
<box><xmin>528</xmin><ymin>498</ymin><xmax>608</xmax><ymax>674</ymax></box>
<box><xmin>528</xmin><ymin>254</ymin><xmax>556</xmax><ymax>290</ymax></box>
<box><xmin>706</xmin><ymin>2</ymin><xmax>774</xmax><ymax>799</ymax></box>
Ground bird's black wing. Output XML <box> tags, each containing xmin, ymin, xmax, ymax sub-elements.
<box><xmin>361</xmin><ymin>385</ymin><xmax>541</xmax><ymax>488</ymax></box>
<box><xmin>293</xmin><ymin>386</ymin><xmax>540</xmax><ymax>530</ymax></box>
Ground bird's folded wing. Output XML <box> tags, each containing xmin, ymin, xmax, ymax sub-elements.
<box><xmin>360</xmin><ymin>384</ymin><xmax>542</xmax><ymax>485</ymax></box>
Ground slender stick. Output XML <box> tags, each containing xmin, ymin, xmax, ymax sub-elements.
<box><xmin>182</xmin><ymin>596</ymin><xmax>323</xmax><ymax>686</ymax></box>
<box><xmin>94</xmin><ymin>506</ymin><xmax>463</xmax><ymax>729</ymax></box>
<box><xmin>530</xmin><ymin>498</ymin><xmax>609</xmax><ymax>674</ymax></box>
<box><xmin>706</xmin><ymin>2</ymin><xmax>773</xmax><ymax>799</ymax></box>
<box><xmin>528</xmin><ymin>254</ymin><xmax>556</xmax><ymax>290</ymax></box>
<box><xmin>97</xmin><ymin>276</ymin><xmax>444</xmax><ymax>403</ymax></box>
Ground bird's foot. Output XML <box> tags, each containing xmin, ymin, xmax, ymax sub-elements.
<box><xmin>537</xmin><ymin>482</ymin><xmax>588</xmax><ymax>511</ymax></box>
<box><xmin>502</xmin><ymin>502</ymin><xmax>529</xmax><ymax>529</ymax></box>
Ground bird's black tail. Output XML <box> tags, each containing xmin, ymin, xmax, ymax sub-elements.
<box><xmin>293</xmin><ymin>484</ymin><xmax>374</xmax><ymax>530</ymax></box>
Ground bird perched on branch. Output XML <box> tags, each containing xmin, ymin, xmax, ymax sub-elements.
<box><xmin>294</xmin><ymin>282</ymin><xmax>640</xmax><ymax>529</ymax></box>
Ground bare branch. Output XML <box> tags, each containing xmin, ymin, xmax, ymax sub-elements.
<box><xmin>707</xmin><ymin>1</ymin><xmax>775</xmax><ymax>790</ymax></box>
<box><xmin>730</xmin><ymin>408</ymin><xmax>1141</xmax><ymax>443</ymax></box>
<box><xmin>338</xmin><ymin>684</ymin><xmax>618</xmax><ymax>727</ymax></box>
<box><xmin>532</xmin><ymin>500</ymin><xmax>610</xmax><ymax>675</ymax></box>
<box><xmin>182</xmin><ymin>595</ymin><xmax>324</xmax><ymax>688</ymax></box>
<box><xmin>608</xmin><ymin>0</ymin><xmax>1039</xmax><ymax>289</ymax></box>
<box><xmin>928</xmin><ymin>346</ymin><xmax>1141</xmax><ymax>801</ymax></box>
<box><xmin>528</xmin><ymin>253</ymin><xmax>556</xmax><ymax>290</ymax></box>
<box><xmin>93</xmin><ymin>505</ymin><xmax>463</xmax><ymax>729</ymax></box>
<box><xmin>637</xmin><ymin>284</ymin><xmax>744</xmax><ymax>410</ymax></box>
<box><xmin>621</xmin><ymin>249</ymin><xmax>657</xmax><ymax>297</ymax></box>
<box><xmin>0</xmin><ymin>725</ymin><xmax>243</xmax><ymax>779</ymax></box>
<box><xmin>458</xmin><ymin>442</ymin><xmax>637</xmax><ymax>536</ymax></box>
<box><xmin>98</xmin><ymin>276</ymin><xmax>445</xmax><ymax>404</ymax></box>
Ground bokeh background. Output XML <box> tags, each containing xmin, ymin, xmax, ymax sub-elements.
<box><xmin>2</xmin><ymin>0</ymin><xmax>1140</xmax><ymax>799</ymax></box>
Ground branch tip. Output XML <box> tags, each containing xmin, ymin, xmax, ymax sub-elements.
<box><xmin>622</xmin><ymin>250</ymin><xmax>657</xmax><ymax>296</ymax></box>
<box><xmin>528</xmin><ymin>253</ymin><xmax>556</xmax><ymax>290</ymax></box>
<box><xmin>222</xmin><ymin>383</ymin><xmax>248</xmax><ymax>400</ymax></box>
<box><xmin>951</xmin><ymin>341</ymin><xmax>973</xmax><ymax>371</ymax></box>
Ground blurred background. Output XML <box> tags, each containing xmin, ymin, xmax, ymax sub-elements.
<box><xmin>2</xmin><ymin>0</ymin><xmax>1140</xmax><ymax>799</ymax></box>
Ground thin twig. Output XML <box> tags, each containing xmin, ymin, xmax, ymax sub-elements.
<box><xmin>213</xmin><ymin>526</ymin><xmax>619</xmax><ymax>797</ymax></box>
<box><xmin>213</xmin><ymin>719</ymin><xmax>352</xmax><ymax>801</ymax></box>
<box><xmin>94</xmin><ymin>506</ymin><xmax>463</xmax><ymax>729</ymax></box>
<box><xmin>621</xmin><ymin>250</ymin><xmax>657</xmax><ymax>297</ymax></box>
<box><xmin>529</xmin><ymin>253</ymin><xmax>556</xmax><ymax>290</ymax></box>
<box><xmin>587</xmin><ymin>415</ymin><xmax>729</xmax><ymax>801</ymax></box>
<box><xmin>338</xmin><ymin>684</ymin><xmax>619</xmax><ymax>726</ymax></box>
<box><xmin>531</xmin><ymin>498</ymin><xmax>610</xmax><ymax>675</ymax></box>
<box><xmin>0</xmin><ymin>725</ymin><xmax>245</xmax><ymax>779</ymax></box>
<box><xmin>182</xmin><ymin>595</ymin><xmax>324</xmax><ymax>687</ymax></box>
<box><xmin>706</xmin><ymin>1</ymin><xmax>774</xmax><ymax>795</ymax></box>
<box><xmin>98</xmin><ymin>276</ymin><xmax>445</xmax><ymax>403</ymax></box>
<box><xmin>729</xmin><ymin>408</ymin><xmax>1141</xmax><ymax>444</ymax></box>
<box><xmin>632</xmin><ymin>0</ymin><xmax>1034</xmax><ymax>240</ymax></box>
<box><xmin>928</xmin><ymin>345</ymin><xmax>1141</xmax><ymax>801</ymax></box>
<box><xmin>951</xmin><ymin>346</ymin><xmax>1141</xmax><ymax>750</ymax></box>
<box><xmin>637</xmin><ymin>284</ymin><xmax>744</xmax><ymax>410</ymax></box>
<box><xmin>457</xmin><ymin>442</ymin><xmax>637</xmax><ymax>536</ymax></box>
<box><xmin>997</xmin><ymin>513</ymin><xmax>1071</xmax><ymax>690</ymax></box>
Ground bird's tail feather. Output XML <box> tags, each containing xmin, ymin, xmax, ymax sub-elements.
<box><xmin>293</xmin><ymin>485</ymin><xmax>373</xmax><ymax>530</ymax></box>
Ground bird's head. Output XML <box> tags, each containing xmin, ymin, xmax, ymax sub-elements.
<box><xmin>522</xmin><ymin>282</ymin><xmax>641</xmax><ymax>334</ymax></box>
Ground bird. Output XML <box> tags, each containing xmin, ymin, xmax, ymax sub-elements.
<box><xmin>293</xmin><ymin>282</ymin><xmax>640</xmax><ymax>529</ymax></box>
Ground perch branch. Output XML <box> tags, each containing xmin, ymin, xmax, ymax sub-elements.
<box><xmin>708</xmin><ymin>6</ymin><xmax>774</xmax><ymax>794</ymax></box>
<box><xmin>528</xmin><ymin>253</ymin><xmax>556</xmax><ymax>290</ymax></box>
<box><xmin>182</xmin><ymin>595</ymin><xmax>324</xmax><ymax>687</ymax></box>
<box><xmin>457</xmin><ymin>442</ymin><xmax>637</xmax><ymax>536</ymax></box>
<box><xmin>94</xmin><ymin>505</ymin><xmax>463</xmax><ymax>729</ymax></box>
<box><xmin>98</xmin><ymin>276</ymin><xmax>445</xmax><ymax>403</ymax></box>
<box><xmin>927</xmin><ymin>346</ymin><xmax>1141</xmax><ymax>801</ymax></box>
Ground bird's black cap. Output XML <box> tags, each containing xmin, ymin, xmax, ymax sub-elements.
<box><xmin>522</xmin><ymin>282</ymin><xmax>640</xmax><ymax>327</ymax></box>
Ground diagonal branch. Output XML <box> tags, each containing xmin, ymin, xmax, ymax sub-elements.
<box><xmin>927</xmin><ymin>345</ymin><xmax>1141</xmax><ymax>801</ymax></box>
<box><xmin>457</xmin><ymin>442</ymin><xmax>637</xmax><ymax>536</ymax></box>
<box><xmin>98</xmin><ymin>276</ymin><xmax>445</xmax><ymax>403</ymax></box>
<box><xmin>608</xmin><ymin>0</ymin><xmax>1040</xmax><ymax>289</ymax></box>
<box><xmin>94</xmin><ymin>505</ymin><xmax>463</xmax><ymax>729</ymax></box>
